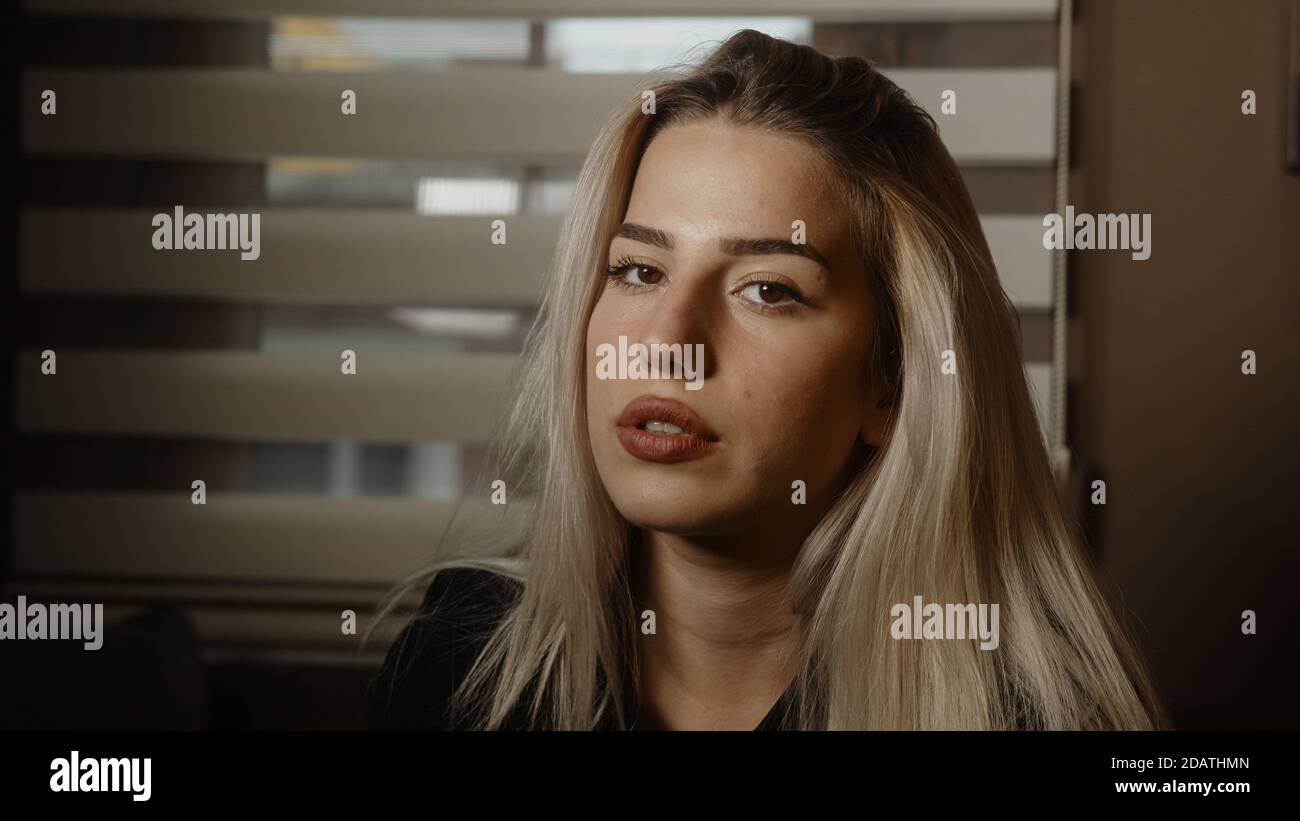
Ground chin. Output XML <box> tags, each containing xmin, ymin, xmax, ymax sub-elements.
<box><xmin>613</xmin><ymin>503</ymin><xmax>740</xmax><ymax>536</ymax></box>
<box><xmin>602</xmin><ymin>476</ymin><xmax>762</xmax><ymax>536</ymax></box>
<box><xmin>590</xmin><ymin>429</ymin><xmax>773</xmax><ymax>533</ymax></box>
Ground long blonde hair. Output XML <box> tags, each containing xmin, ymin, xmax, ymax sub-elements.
<box><xmin>369</xmin><ymin>29</ymin><xmax>1167</xmax><ymax>730</ymax></box>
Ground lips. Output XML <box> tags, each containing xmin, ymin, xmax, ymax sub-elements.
<box><xmin>615</xmin><ymin>395</ymin><xmax>720</xmax><ymax>463</ymax></box>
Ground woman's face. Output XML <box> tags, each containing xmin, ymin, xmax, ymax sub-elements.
<box><xmin>585</xmin><ymin>117</ymin><xmax>886</xmax><ymax>538</ymax></box>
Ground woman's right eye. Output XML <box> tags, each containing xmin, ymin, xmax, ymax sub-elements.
<box><xmin>604</xmin><ymin>259</ymin><xmax>665</xmax><ymax>288</ymax></box>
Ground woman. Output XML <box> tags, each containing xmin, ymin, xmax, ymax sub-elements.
<box><xmin>367</xmin><ymin>29</ymin><xmax>1167</xmax><ymax>731</ymax></box>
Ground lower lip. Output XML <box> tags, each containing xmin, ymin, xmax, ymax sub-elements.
<box><xmin>616</xmin><ymin>425</ymin><xmax>719</xmax><ymax>463</ymax></box>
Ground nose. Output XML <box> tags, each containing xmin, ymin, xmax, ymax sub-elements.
<box><xmin>635</xmin><ymin>266</ymin><xmax>715</xmax><ymax>385</ymax></box>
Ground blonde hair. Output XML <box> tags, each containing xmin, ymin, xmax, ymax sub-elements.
<box><xmin>369</xmin><ymin>29</ymin><xmax>1167</xmax><ymax>730</ymax></box>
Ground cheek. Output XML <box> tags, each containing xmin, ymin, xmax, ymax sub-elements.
<box><xmin>584</xmin><ymin>300</ymin><xmax>626</xmax><ymax>441</ymax></box>
<box><xmin>585</xmin><ymin>302</ymin><xmax>615</xmax><ymax>387</ymax></box>
<box><xmin>585</xmin><ymin>295</ymin><xmax>629</xmax><ymax>373</ymax></box>
<box><xmin>732</xmin><ymin>329</ymin><xmax>869</xmax><ymax>468</ymax></box>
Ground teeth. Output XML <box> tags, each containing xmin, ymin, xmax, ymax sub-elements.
<box><xmin>643</xmin><ymin>420</ymin><xmax>687</xmax><ymax>435</ymax></box>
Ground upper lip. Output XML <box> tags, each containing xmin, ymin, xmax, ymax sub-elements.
<box><xmin>616</xmin><ymin>395</ymin><xmax>719</xmax><ymax>440</ymax></box>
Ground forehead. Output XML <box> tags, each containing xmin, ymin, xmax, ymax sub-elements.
<box><xmin>624</xmin><ymin>118</ymin><xmax>850</xmax><ymax>248</ymax></box>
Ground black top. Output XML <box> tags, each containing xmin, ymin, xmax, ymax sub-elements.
<box><xmin>368</xmin><ymin>567</ymin><xmax>793</xmax><ymax>730</ymax></box>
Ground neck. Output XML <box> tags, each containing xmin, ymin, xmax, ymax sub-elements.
<box><xmin>630</xmin><ymin>527</ymin><xmax>801</xmax><ymax>730</ymax></box>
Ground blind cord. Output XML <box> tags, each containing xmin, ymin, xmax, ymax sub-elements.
<box><xmin>1051</xmin><ymin>0</ymin><xmax>1074</xmax><ymax>484</ymax></box>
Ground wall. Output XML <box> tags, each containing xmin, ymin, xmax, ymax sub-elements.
<box><xmin>1073</xmin><ymin>0</ymin><xmax>1299</xmax><ymax>728</ymax></box>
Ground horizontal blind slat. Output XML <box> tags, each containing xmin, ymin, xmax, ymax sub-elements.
<box><xmin>76</xmin><ymin>603</ymin><xmax>403</xmax><ymax>652</ymax></box>
<box><xmin>12</xmin><ymin>578</ymin><xmax>418</xmax><ymax>608</ymax></box>
<box><xmin>15</xmin><ymin>353</ymin><xmax>1055</xmax><ymax>446</ymax></box>
<box><xmin>21</xmin><ymin>210</ymin><xmax>554</xmax><ymax>307</ymax></box>
<box><xmin>13</xmin><ymin>491</ymin><xmax>513</xmax><ymax>584</ymax></box>
<box><xmin>25</xmin><ymin>0</ymin><xmax>1060</xmax><ymax>22</ymax></box>
<box><xmin>21</xmin><ymin>210</ymin><xmax>1054</xmax><ymax>308</ymax></box>
<box><xmin>23</xmin><ymin>67</ymin><xmax>1056</xmax><ymax>164</ymax></box>
<box><xmin>16</xmin><ymin>350</ymin><xmax>517</xmax><ymax>442</ymax></box>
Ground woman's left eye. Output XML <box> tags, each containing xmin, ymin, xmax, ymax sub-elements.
<box><xmin>736</xmin><ymin>280</ymin><xmax>805</xmax><ymax>309</ymax></box>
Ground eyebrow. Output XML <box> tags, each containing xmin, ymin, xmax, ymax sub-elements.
<box><xmin>612</xmin><ymin>222</ymin><xmax>831</xmax><ymax>272</ymax></box>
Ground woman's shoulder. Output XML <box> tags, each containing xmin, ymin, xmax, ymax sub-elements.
<box><xmin>367</xmin><ymin>566</ymin><xmax>522</xmax><ymax>730</ymax></box>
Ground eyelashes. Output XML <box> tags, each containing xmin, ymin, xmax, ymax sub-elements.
<box><xmin>734</xmin><ymin>276</ymin><xmax>809</xmax><ymax>312</ymax></box>
<box><xmin>603</xmin><ymin>254</ymin><xmax>664</xmax><ymax>289</ymax></box>
<box><xmin>603</xmin><ymin>255</ymin><xmax>809</xmax><ymax>314</ymax></box>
